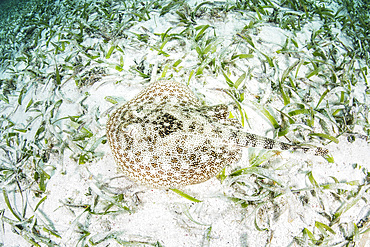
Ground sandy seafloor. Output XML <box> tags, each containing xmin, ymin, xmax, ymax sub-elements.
<box><xmin>0</xmin><ymin>0</ymin><xmax>369</xmax><ymax>246</ymax></box>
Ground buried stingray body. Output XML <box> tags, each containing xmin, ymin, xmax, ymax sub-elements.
<box><xmin>106</xmin><ymin>80</ymin><xmax>328</xmax><ymax>188</ymax></box>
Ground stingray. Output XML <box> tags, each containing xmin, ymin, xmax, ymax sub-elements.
<box><xmin>106</xmin><ymin>80</ymin><xmax>328</xmax><ymax>188</ymax></box>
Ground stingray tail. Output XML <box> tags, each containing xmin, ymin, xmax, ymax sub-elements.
<box><xmin>232</xmin><ymin>132</ymin><xmax>329</xmax><ymax>157</ymax></box>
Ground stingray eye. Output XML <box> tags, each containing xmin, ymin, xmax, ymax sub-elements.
<box><xmin>133</xmin><ymin>108</ymin><xmax>145</xmax><ymax>118</ymax></box>
<box><xmin>124</xmin><ymin>124</ymin><xmax>139</xmax><ymax>138</ymax></box>
<box><xmin>136</xmin><ymin>105</ymin><xmax>143</xmax><ymax>113</ymax></box>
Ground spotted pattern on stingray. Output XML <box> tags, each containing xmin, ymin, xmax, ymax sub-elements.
<box><xmin>106</xmin><ymin>80</ymin><xmax>329</xmax><ymax>188</ymax></box>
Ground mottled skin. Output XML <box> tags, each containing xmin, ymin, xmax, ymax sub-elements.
<box><xmin>106</xmin><ymin>81</ymin><xmax>328</xmax><ymax>188</ymax></box>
